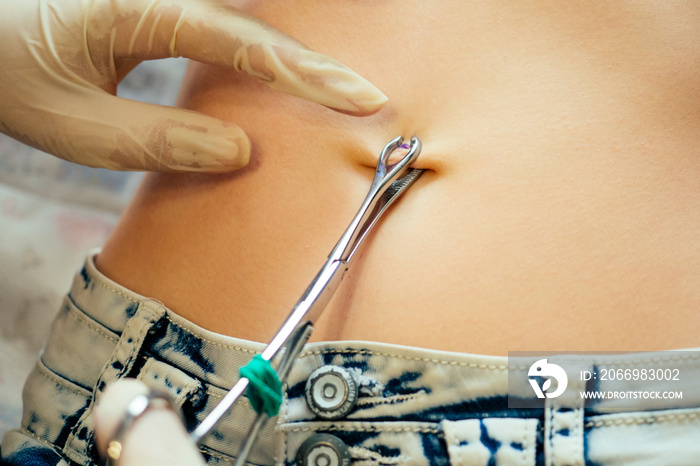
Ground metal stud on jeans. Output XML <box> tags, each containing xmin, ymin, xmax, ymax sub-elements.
<box><xmin>305</xmin><ymin>366</ymin><xmax>358</xmax><ymax>420</ymax></box>
<box><xmin>296</xmin><ymin>433</ymin><xmax>351</xmax><ymax>466</ymax></box>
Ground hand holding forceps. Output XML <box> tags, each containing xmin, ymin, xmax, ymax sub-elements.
<box><xmin>105</xmin><ymin>136</ymin><xmax>423</xmax><ymax>466</ymax></box>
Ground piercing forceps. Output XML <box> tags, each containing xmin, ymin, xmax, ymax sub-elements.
<box><xmin>191</xmin><ymin>136</ymin><xmax>423</xmax><ymax>466</ymax></box>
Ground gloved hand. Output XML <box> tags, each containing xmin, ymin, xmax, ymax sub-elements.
<box><xmin>95</xmin><ymin>379</ymin><xmax>206</xmax><ymax>465</ymax></box>
<box><xmin>0</xmin><ymin>0</ymin><xmax>388</xmax><ymax>172</ymax></box>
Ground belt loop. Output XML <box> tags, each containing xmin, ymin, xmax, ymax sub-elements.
<box><xmin>442</xmin><ymin>418</ymin><xmax>538</xmax><ymax>466</ymax></box>
<box><xmin>62</xmin><ymin>299</ymin><xmax>167</xmax><ymax>466</ymax></box>
<box><xmin>544</xmin><ymin>357</ymin><xmax>588</xmax><ymax>466</ymax></box>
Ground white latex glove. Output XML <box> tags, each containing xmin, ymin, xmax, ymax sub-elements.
<box><xmin>0</xmin><ymin>0</ymin><xmax>388</xmax><ymax>172</ymax></box>
<box><xmin>95</xmin><ymin>379</ymin><xmax>207</xmax><ymax>466</ymax></box>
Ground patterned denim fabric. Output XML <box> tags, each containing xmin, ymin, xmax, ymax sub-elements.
<box><xmin>2</xmin><ymin>254</ymin><xmax>700</xmax><ymax>465</ymax></box>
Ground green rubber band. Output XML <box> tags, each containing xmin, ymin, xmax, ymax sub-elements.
<box><xmin>239</xmin><ymin>354</ymin><xmax>283</xmax><ymax>417</ymax></box>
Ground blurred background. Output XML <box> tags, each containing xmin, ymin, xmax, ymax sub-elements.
<box><xmin>0</xmin><ymin>58</ymin><xmax>188</xmax><ymax>438</ymax></box>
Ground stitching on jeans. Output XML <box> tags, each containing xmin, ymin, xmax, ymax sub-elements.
<box><xmin>281</xmin><ymin>424</ymin><xmax>441</xmax><ymax>435</ymax></box>
<box><xmin>298</xmin><ymin>349</ymin><xmax>509</xmax><ymax>370</ymax></box>
<box><xmin>280</xmin><ymin>390</ymin><xmax>290</xmax><ymax>464</ymax></box>
<box><xmin>584</xmin><ymin>353</ymin><xmax>700</xmax><ymax>367</ymax></box>
<box><xmin>35</xmin><ymin>361</ymin><xmax>90</xmax><ymax>397</ymax></box>
<box><xmin>87</xmin><ymin>265</ymin><xmax>700</xmax><ymax>370</ymax></box>
<box><xmin>205</xmin><ymin>389</ymin><xmax>224</xmax><ymax>399</ymax></box>
<box><xmin>548</xmin><ymin>406</ymin><xmax>583</xmax><ymax>466</ymax></box>
<box><xmin>91</xmin><ymin>273</ymin><xmax>512</xmax><ymax>373</ymax></box>
<box><xmin>91</xmin><ymin>272</ymin><xmax>140</xmax><ymax>304</ymax></box>
<box><xmin>102</xmin><ymin>305</ymin><xmax>162</xmax><ymax>386</ymax></box>
<box><xmin>19</xmin><ymin>427</ymin><xmax>61</xmax><ymax>452</ymax></box>
<box><xmin>585</xmin><ymin>411</ymin><xmax>700</xmax><ymax>428</ymax></box>
<box><xmin>84</xmin><ymin>263</ymin><xmax>507</xmax><ymax>373</ymax></box>
<box><xmin>168</xmin><ymin>315</ymin><xmax>509</xmax><ymax>371</ymax></box>
<box><xmin>164</xmin><ymin>315</ymin><xmax>260</xmax><ymax>354</ymax></box>
<box><xmin>206</xmin><ymin>389</ymin><xmax>252</xmax><ymax>409</ymax></box>
<box><xmin>199</xmin><ymin>445</ymin><xmax>231</xmax><ymax>461</ymax></box>
<box><xmin>65</xmin><ymin>302</ymin><xmax>119</xmax><ymax>343</ymax></box>
<box><xmin>355</xmin><ymin>391</ymin><xmax>426</xmax><ymax>406</ymax></box>
<box><xmin>130</xmin><ymin>309</ymin><xmax>161</xmax><ymax>367</ymax></box>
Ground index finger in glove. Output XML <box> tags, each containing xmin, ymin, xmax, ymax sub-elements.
<box><xmin>95</xmin><ymin>379</ymin><xmax>206</xmax><ymax>466</ymax></box>
<box><xmin>89</xmin><ymin>0</ymin><xmax>388</xmax><ymax>116</ymax></box>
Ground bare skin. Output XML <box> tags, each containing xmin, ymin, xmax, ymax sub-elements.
<box><xmin>98</xmin><ymin>1</ymin><xmax>700</xmax><ymax>355</ymax></box>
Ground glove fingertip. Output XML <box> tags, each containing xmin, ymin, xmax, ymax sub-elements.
<box><xmin>110</xmin><ymin>117</ymin><xmax>252</xmax><ymax>173</ymax></box>
<box><xmin>168</xmin><ymin>123</ymin><xmax>251</xmax><ymax>173</ymax></box>
<box><xmin>269</xmin><ymin>47</ymin><xmax>389</xmax><ymax>117</ymax></box>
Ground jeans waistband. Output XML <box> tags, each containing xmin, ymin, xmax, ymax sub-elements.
<box><xmin>16</xmin><ymin>253</ymin><xmax>700</xmax><ymax>466</ymax></box>
<box><xmin>27</xmin><ymin>253</ymin><xmax>519</xmax><ymax>465</ymax></box>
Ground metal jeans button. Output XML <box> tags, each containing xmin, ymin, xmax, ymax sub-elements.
<box><xmin>296</xmin><ymin>433</ymin><xmax>351</xmax><ymax>466</ymax></box>
<box><xmin>305</xmin><ymin>366</ymin><xmax>358</xmax><ymax>419</ymax></box>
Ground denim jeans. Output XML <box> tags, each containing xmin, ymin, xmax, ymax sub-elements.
<box><xmin>2</xmin><ymin>254</ymin><xmax>700</xmax><ymax>465</ymax></box>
